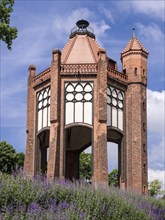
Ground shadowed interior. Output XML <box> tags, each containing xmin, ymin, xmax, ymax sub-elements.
<box><xmin>65</xmin><ymin>125</ymin><xmax>92</xmax><ymax>180</ymax></box>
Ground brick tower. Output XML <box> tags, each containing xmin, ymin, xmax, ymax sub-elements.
<box><xmin>24</xmin><ymin>20</ymin><xmax>148</xmax><ymax>193</ymax></box>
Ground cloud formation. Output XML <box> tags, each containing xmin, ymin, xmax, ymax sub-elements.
<box><xmin>147</xmin><ymin>89</ymin><xmax>165</xmax><ymax>134</ymax></box>
<box><xmin>117</xmin><ymin>1</ymin><xmax>164</xmax><ymax>21</ymax></box>
<box><xmin>130</xmin><ymin>1</ymin><xmax>164</xmax><ymax>21</ymax></box>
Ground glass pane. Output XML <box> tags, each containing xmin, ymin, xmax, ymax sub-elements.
<box><xmin>75</xmin><ymin>93</ymin><xmax>83</xmax><ymax>101</ymax></box>
<box><xmin>38</xmin><ymin>110</ymin><xmax>42</xmax><ymax>131</ymax></box>
<box><xmin>107</xmin><ymin>96</ymin><xmax>111</xmax><ymax>104</ymax></box>
<box><xmin>43</xmin><ymin>107</ymin><xmax>47</xmax><ymax>127</ymax></box>
<box><xmin>118</xmin><ymin>101</ymin><xmax>123</xmax><ymax>108</ymax></box>
<box><xmin>48</xmin><ymin>89</ymin><xmax>50</xmax><ymax>96</ymax></box>
<box><xmin>112</xmin><ymin>107</ymin><xmax>117</xmax><ymax>127</ymax></box>
<box><xmin>43</xmin><ymin>91</ymin><xmax>47</xmax><ymax>99</ymax></box>
<box><xmin>107</xmin><ymin>104</ymin><xmax>111</xmax><ymax>126</ymax></box>
<box><xmin>66</xmin><ymin>93</ymin><xmax>74</xmax><ymax>101</ymax></box>
<box><xmin>66</xmin><ymin>84</ymin><xmax>74</xmax><ymax>92</ymax></box>
<box><xmin>43</xmin><ymin>99</ymin><xmax>47</xmax><ymax>107</ymax></box>
<box><xmin>118</xmin><ymin>92</ymin><xmax>123</xmax><ymax>100</ymax></box>
<box><xmin>84</xmin><ymin>93</ymin><xmax>92</xmax><ymax>101</ymax></box>
<box><xmin>118</xmin><ymin>109</ymin><xmax>123</xmax><ymax>130</ymax></box>
<box><xmin>38</xmin><ymin>101</ymin><xmax>42</xmax><ymax>109</ymax></box>
<box><xmin>112</xmin><ymin>98</ymin><xmax>117</xmax><ymax>106</ymax></box>
<box><xmin>75</xmin><ymin>102</ymin><xmax>83</xmax><ymax>123</ymax></box>
<box><xmin>84</xmin><ymin>102</ymin><xmax>92</xmax><ymax>125</ymax></box>
<box><xmin>65</xmin><ymin>102</ymin><xmax>74</xmax><ymax>125</ymax></box>
<box><xmin>48</xmin><ymin>97</ymin><xmax>50</xmax><ymax>105</ymax></box>
<box><xmin>107</xmin><ymin>87</ymin><xmax>110</xmax><ymax>95</ymax></box>
<box><xmin>84</xmin><ymin>84</ymin><xmax>92</xmax><ymax>92</ymax></box>
<box><xmin>38</xmin><ymin>93</ymin><xmax>42</xmax><ymax>101</ymax></box>
<box><xmin>48</xmin><ymin>106</ymin><xmax>50</xmax><ymax>126</ymax></box>
<box><xmin>75</xmin><ymin>84</ymin><xmax>83</xmax><ymax>92</ymax></box>
<box><xmin>112</xmin><ymin>90</ymin><xmax>117</xmax><ymax>98</ymax></box>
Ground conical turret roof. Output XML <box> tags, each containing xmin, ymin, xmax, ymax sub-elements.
<box><xmin>122</xmin><ymin>36</ymin><xmax>148</xmax><ymax>55</ymax></box>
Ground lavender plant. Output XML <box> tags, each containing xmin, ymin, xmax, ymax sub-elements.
<box><xmin>0</xmin><ymin>171</ymin><xmax>164</xmax><ymax>220</ymax></box>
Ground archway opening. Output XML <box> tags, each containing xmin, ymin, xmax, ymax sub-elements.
<box><xmin>107</xmin><ymin>128</ymin><xmax>123</xmax><ymax>187</ymax></box>
<box><xmin>65</xmin><ymin>125</ymin><xmax>92</xmax><ymax>180</ymax></box>
<box><xmin>107</xmin><ymin>142</ymin><xmax>119</xmax><ymax>187</ymax></box>
<box><xmin>37</xmin><ymin>129</ymin><xmax>50</xmax><ymax>175</ymax></box>
<box><xmin>80</xmin><ymin>146</ymin><xmax>92</xmax><ymax>182</ymax></box>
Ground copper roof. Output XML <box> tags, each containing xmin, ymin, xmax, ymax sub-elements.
<box><xmin>122</xmin><ymin>36</ymin><xmax>148</xmax><ymax>54</ymax></box>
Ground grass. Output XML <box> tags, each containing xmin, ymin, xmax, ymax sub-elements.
<box><xmin>0</xmin><ymin>171</ymin><xmax>165</xmax><ymax>219</ymax></box>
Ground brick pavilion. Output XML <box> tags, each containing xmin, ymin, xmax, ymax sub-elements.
<box><xmin>24</xmin><ymin>20</ymin><xmax>148</xmax><ymax>194</ymax></box>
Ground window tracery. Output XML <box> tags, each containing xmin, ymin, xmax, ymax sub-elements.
<box><xmin>107</xmin><ymin>85</ymin><xmax>124</xmax><ymax>131</ymax></box>
<box><xmin>37</xmin><ymin>87</ymin><xmax>50</xmax><ymax>131</ymax></box>
<box><xmin>65</xmin><ymin>82</ymin><xmax>93</xmax><ymax>125</ymax></box>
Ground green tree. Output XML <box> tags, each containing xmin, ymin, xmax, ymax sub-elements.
<box><xmin>0</xmin><ymin>141</ymin><xmax>25</xmax><ymax>173</ymax></box>
<box><xmin>108</xmin><ymin>169</ymin><xmax>118</xmax><ymax>187</ymax></box>
<box><xmin>0</xmin><ymin>0</ymin><xmax>17</xmax><ymax>50</ymax></box>
<box><xmin>148</xmin><ymin>179</ymin><xmax>162</xmax><ymax>197</ymax></box>
<box><xmin>0</xmin><ymin>141</ymin><xmax>17</xmax><ymax>173</ymax></box>
<box><xmin>16</xmin><ymin>152</ymin><xmax>25</xmax><ymax>168</ymax></box>
<box><xmin>79</xmin><ymin>152</ymin><xmax>92</xmax><ymax>181</ymax></box>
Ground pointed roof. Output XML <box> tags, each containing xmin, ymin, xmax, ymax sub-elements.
<box><xmin>122</xmin><ymin>36</ymin><xmax>148</xmax><ymax>54</ymax></box>
<box><xmin>61</xmin><ymin>34</ymin><xmax>101</xmax><ymax>64</ymax></box>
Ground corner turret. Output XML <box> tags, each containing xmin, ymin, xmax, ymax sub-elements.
<box><xmin>121</xmin><ymin>35</ymin><xmax>148</xmax><ymax>85</ymax></box>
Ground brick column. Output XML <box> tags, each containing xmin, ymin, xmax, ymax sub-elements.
<box><xmin>24</xmin><ymin>65</ymin><xmax>36</xmax><ymax>177</ymax></box>
<box><xmin>92</xmin><ymin>49</ymin><xmax>108</xmax><ymax>187</ymax></box>
<box><xmin>125</xmin><ymin>84</ymin><xmax>146</xmax><ymax>192</ymax></box>
<box><xmin>47</xmin><ymin>49</ymin><xmax>61</xmax><ymax>179</ymax></box>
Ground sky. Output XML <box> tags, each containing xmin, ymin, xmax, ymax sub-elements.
<box><xmin>0</xmin><ymin>0</ymin><xmax>164</xmax><ymax>189</ymax></box>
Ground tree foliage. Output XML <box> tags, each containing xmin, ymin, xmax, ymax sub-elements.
<box><xmin>148</xmin><ymin>179</ymin><xmax>162</xmax><ymax>197</ymax></box>
<box><xmin>79</xmin><ymin>152</ymin><xmax>92</xmax><ymax>181</ymax></box>
<box><xmin>108</xmin><ymin>169</ymin><xmax>118</xmax><ymax>187</ymax></box>
<box><xmin>16</xmin><ymin>152</ymin><xmax>25</xmax><ymax>169</ymax></box>
<box><xmin>0</xmin><ymin>0</ymin><xmax>17</xmax><ymax>50</ymax></box>
<box><xmin>0</xmin><ymin>141</ymin><xmax>24</xmax><ymax>173</ymax></box>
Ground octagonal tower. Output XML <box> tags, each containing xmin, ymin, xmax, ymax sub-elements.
<box><xmin>24</xmin><ymin>20</ymin><xmax>148</xmax><ymax>194</ymax></box>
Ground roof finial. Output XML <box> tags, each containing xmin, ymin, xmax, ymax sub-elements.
<box><xmin>132</xmin><ymin>27</ymin><xmax>136</xmax><ymax>37</ymax></box>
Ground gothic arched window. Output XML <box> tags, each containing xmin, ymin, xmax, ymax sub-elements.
<box><xmin>65</xmin><ymin>82</ymin><xmax>93</xmax><ymax>125</ymax></box>
<box><xmin>37</xmin><ymin>87</ymin><xmax>50</xmax><ymax>131</ymax></box>
<box><xmin>107</xmin><ymin>86</ymin><xmax>124</xmax><ymax>131</ymax></box>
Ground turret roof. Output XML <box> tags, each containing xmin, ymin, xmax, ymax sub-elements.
<box><xmin>122</xmin><ymin>36</ymin><xmax>148</xmax><ymax>54</ymax></box>
<box><xmin>61</xmin><ymin>34</ymin><xmax>101</xmax><ymax>64</ymax></box>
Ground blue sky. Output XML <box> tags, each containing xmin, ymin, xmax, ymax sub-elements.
<box><xmin>0</xmin><ymin>0</ymin><xmax>164</xmax><ymax>188</ymax></box>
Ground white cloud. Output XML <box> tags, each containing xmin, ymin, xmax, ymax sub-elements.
<box><xmin>51</xmin><ymin>8</ymin><xmax>110</xmax><ymax>48</ymax></box>
<box><xmin>130</xmin><ymin>1</ymin><xmax>164</xmax><ymax>21</ymax></box>
<box><xmin>98</xmin><ymin>4</ymin><xmax>114</xmax><ymax>24</ymax></box>
<box><xmin>91</xmin><ymin>20</ymin><xmax>111</xmax><ymax>39</ymax></box>
<box><xmin>148</xmin><ymin>169</ymin><xmax>165</xmax><ymax>190</ymax></box>
<box><xmin>117</xmin><ymin>1</ymin><xmax>164</xmax><ymax>21</ymax></box>
<box><xmin>136</xmin><ymin>22</ymin><xmax>164</xmax><ymax>43</ymax></box>
<box><xmin>52</xmin><ymin>8</ymin><xmax>92</xmax><ymax>38</ymax></box>
<box><xmin>147</xmin><ymin>89</ymin><xmax>165</xmax><ymax>133</ymax></box>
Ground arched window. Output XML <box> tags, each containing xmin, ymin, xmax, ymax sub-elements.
<box><xmin>107</xmin><ymin>86</ymin><xmax>124</xmax><ymax>131</ymax></box>
<box><xmin>143</xmin><ymin>69</ymin><xmax>145</xmax><ymax>76</ymax></box>
<box><xmin>37</xmin><ymin>87</ymin><xmax>50</xmax><ymax>131</ymax></box>
<box><xmin>134</xmin><ymin>68</ymin><xmax>137</xmax><ymax>75</ymax></box>
<box><xmin>65</xmin><ymin>82</ymin><xmax>93</xmax><ymax>125</ymax></box>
